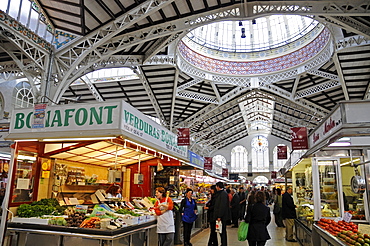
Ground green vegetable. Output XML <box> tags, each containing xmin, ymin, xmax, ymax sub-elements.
<box><xmin>116</xmin><ymin>209</ymin><xmax>141</xmax><ymax>217</ymax></box>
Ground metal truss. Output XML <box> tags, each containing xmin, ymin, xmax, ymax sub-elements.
<box><xmin>273</xmin><ymin>111</ymin><xmax>317</xmax><ymax>129</ymax></box>
<box><xmin>80</xmin><ymin>76</ymin><xmax>104</xmax><ymax>102</ymax></box>
<box><xmin>336</xmin><ymin>35</ymin><xmax>370</xmax><ymax>51</ymax></box>
<box><xmin>199</xmin><ymin>121</ymin><xmax>246</xmax><ymax>146</ymax></box>
<box><xmin>295</xmin><ymin>80</ymin><xmax>341</xmax><ymax>99</ymax></box>
<box><xmin>177</xmin><ymin>90</ymin><xmax>218</xmax><ymax>104</ymax></box>
<box><xmin>271</xmin><ymin>128</ymin><xmax>291</xmax><ymax>141</ymax></box>
<box><xmin>134</xmin><ymin>67</ymin><xmax>168</xmax><ymax>126</ymax></box>
<box><xmin>211</xmin><ymin>131</ymin><xmax>249</xmax><ymax>153</ymax></box>
<box><xmin>143</xmin><ymin>33</ymin><xmax>182</xmax><ymax>64</ymax></box>
<box><xmin>250</xmin><ymin>1</ymin><xmax>370</xmax><ymax>16</ymax></box>
<box><xmin>307</xmin><ymin>69</ymin><xmax>339</xmax><ymax>81</ymax></box>
<box><xmin>321</xmin><ymin>16</ymin><xmax>370</xmax><ymax>38</ymax></box>
<box><xmin>0</xmin><ymin>62</ymin><xmax>24</xmax><ymax>81</ymax></box>
<box><xmin>0</xmin><ymin>28</ymin><xmax>49</xmax><ymax>72</ymax></box>
<box><xmin>177</xmin><ymin>78</ymin><xmax>204</xmax><ymax>92</ymax></box>
<box><xmin>193</xmin><ymin>112</ymin><xmax>244</xmax><ymax>139</ymax></box>
<box><xmin>219</xmin><ymin>87</ymin><xmax>251</xmax><ymax>104</ymax></box>
<box><xmin>332</xmin><ymin>53</ymin><xmax>350</xmax><ymax>100</ymax></box>
<box><xmin>262</xmin><ymin>84</ymin><xmax>329</xmax><ymax>117</ymax></box>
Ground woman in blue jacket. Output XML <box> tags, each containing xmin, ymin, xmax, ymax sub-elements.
<box><xmin>245</xmin><ymin>191</ymin><xmax>271</xmax><ymax>246</ymax></box>
<box><xmin>179</xmin><ymin>188</ymin><xmax>198</xmax><ymax>246</ymax></box>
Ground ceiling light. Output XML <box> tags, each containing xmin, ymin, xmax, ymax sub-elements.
<box><xmin>43</xmin><ymin>137</ymin><xmax>114</xmax><ymax>141</ymax></box>
<box><xmin>18</xmin><ymin>155</ymin><xmax>36</xmax><ymax>161</ymax></box>
<box><xmin>328</xmin><ymin>142</ymin><xmax>351</xmax><ymax>147</ymax></box>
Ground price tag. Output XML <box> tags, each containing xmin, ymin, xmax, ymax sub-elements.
<box><xmin>343</xmin><ymin>212</ymin><xmax>352</xmax><ymax>222</ymax></box>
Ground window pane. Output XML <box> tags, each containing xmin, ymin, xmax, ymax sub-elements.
<box><xmin>29</xmin><ymin>9</ymin><xmax>38</xmax><ymax>32</ymax></box>
<box><xmin>0</xmin><ymin>0</ymin><xmax>9</xmax><ymax>12</ymax></box>
<box><xmin>8</xmin><ymin>0</ymin><xmax>21</xmax><ymax>19</ymax></box>
<box><xmin>19</xmin><ymin>0</ymin><xmax>31</xmax><ymax>25</ymax></box>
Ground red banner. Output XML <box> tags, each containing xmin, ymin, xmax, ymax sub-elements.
<box><xmin>204</xmin><ymin>157</ymin><xmax>213</xmax><ymax>170</ymax></box>
<box><xmin>277</xmin><ymin>145</ymin><xmax>288</xmax><ymax>159</ymax></box>
<box><xmin>222</xmin><ymin>168</ymin><xmax>228</xmax><ymax>177</ymax></box>
<box><xmin>271</xmin><ymin>171</ymin><xmax>277</xmax><ymax>179</ymax></box>
<box><xmin>177</xmin><ymin>128</ymin><xmax>190</xmax><ymax>146</ymax></box>
<box><xmin>291</xmin><ymin>127</ymin><xmax>308</xmax><ymax>150</ymax></box>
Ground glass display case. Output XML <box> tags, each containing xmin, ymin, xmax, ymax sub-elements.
<box><xmin>318</xmin><ymin>160</ymin><xmax>340</xmax><ymax>218</ymax></box>
<box><xmin>295</xmin><ymin>159</ymin><xmax>314</xmax><ymax>229</ymax></box>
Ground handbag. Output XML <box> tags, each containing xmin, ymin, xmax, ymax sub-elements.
<box><xmin>237</xmin><ymin>221</ymin><xmax>249</xmax><ymax>241</ymax></box>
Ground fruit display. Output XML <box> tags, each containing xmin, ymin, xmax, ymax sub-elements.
<box><xmin>65</xmin><ymin>211</ymin><xmax>86</xmax><ymax>227</ymax></box>
<box><xmin>316</xmin><ymin>218</ymin><xmax>370</xmax><ymax>246</ymax></box>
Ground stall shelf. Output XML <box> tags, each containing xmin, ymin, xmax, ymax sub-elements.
<box><xmin>5</xmin><ymin>220</ymin><xmax>157</xmax><ymax>246</ymax></box>
<box><xmin>1</xmin><ymin>100</ymin><xmax>189</xmax><ymax>244</ymax></box>
<box><xmin>312</xmin><ymin>224</ymin><xmax>346</xmax><ymax>246</ymax></box>
<box><xmin>282</xmin><ymin>101</ymin><xmax>370</xmax><ymax>245</ymax></box>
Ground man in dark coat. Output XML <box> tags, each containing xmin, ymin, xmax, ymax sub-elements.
<box><xmin>213</xmin><ymin>182</ymin><xmax>231</xmax><ymax>246</ymax></box>
<box><xmin>205</xmin><ymin>185</ymin><xmax>218</xmax><ymax>246</ymax></box>
<box><xmin>238</xmin><ymin>187</ymin><xmax>246</xmax><ymax>220</ymax></box>
<box><xmin>282</xmin><ymin>187</ymin><xmax>297</xmax><ymax>242</ymax></box>
<box><xmin>230</xmin><ymin>188</ymin><xmax>240</xmax><ymax>228</ymax></box>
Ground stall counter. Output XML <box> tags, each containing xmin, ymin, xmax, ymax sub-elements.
<box><xmin>5</xmin><ymin>220</ymin><xmax>157</xmax><ymax>246</ymax></box>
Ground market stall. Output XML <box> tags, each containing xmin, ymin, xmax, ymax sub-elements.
<box><xmin>283</xmin><ymin>101</ymin><xmax>370</xmax><ymax>246</ymax></box>
<box><xmin>0</xmin><ymin>100</ymin><xmax>189</xmax><ymax>246</ymax></box>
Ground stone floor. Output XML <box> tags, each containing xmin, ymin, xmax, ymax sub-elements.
<box><xmin>189</xmin><ymin>214</ymin><xmax>300</xmax><ymax>246</ymax></box>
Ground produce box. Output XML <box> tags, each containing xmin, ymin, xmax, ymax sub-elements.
<box><xmin>12</xmin><ymin>217</ymin><xmax>49</xmax><ymax>225</ymax></box>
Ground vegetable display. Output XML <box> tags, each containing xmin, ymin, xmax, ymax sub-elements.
<box><xmin>17</xmin><ymin>199</ymin><xmax>66</xmax><ymax>218</ymax></box>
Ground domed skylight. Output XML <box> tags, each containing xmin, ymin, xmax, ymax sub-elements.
<box><xmin>187</xmin><ymin>15</ymin><xmax>319</xmax><ymax>53</ymax></box>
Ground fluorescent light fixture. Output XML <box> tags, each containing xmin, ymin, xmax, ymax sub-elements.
<box><xmin>17</xmin><ymin>155</ymin><xmax>36</xmax><ymax>161</ymax></box>
<box><xmin>340</xmin><ymin>158</ymin><xmax>360</xmax><ymax>166</ymax></box>
<box><xmin>328</xmin><ymin>142</ymin><xmax>351</xmax><ymax>147</ymax></box>
<box><xmin>43</xmin><ymin>137</ymin><xmax>115</xmax><ymax>141</ymax></box>
<box><xmin>318</xmin><ymin>161</ymin><xmax>334</xmax><ymax>166</ymax></box>
<box><xmin>15</xmin><ymin>139</ymin><xmax>38</xmax><ymax>142</ymax></box>
<box><xmin>0</xmin><ymin>153</ymin><xmax>11</xmax><ymax>159</ymax></box>
<box><xmin>338</xmin><ymin>137</ymin><xmax>351</xmax><ymax>141</ymax></box>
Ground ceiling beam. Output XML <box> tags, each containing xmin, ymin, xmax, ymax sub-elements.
<box><xmin>332</xmin><ymin>53</ymin><xmax>350</xmax><ymax>100</ymax></box>
<box><xmin>177</xmin><ymin>90</ymin><xmax>218</xmax><ymax>104</ymax></box>
<box><xmin>170</xmin><ymin>69</ymin><xmax>179</xmax><ymax>131</ymax></box>
<box><xmin>80</xmin><ymin>76</ymin><xmax>105</xmax><ymax>102</ymax></box>
<box><xmin>306</xmin><ymin>69</ymin><xmax>339</xmax><ymax>81</ymax></box>
<box><xmin>294</xmin><ymin>80</ymin><xmax>341</xmax><ymax>99</ymax></box>
<box><xmin>177</xmin><ymin>78</ymin><xmax>203</xmax><ymax>91</ymax></box>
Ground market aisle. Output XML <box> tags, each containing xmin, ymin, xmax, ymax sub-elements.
<box><xmin>190</xmin><ymin>214</ymin><xmax>299</xmax><ymax>246</ymax></box>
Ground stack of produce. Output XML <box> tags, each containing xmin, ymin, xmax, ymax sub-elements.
<box><xmin>317</xmin><ymin>218</ymin><xmax>370</xmax><ymax>246</ymax></box>
<box><xmin>17</xmin><ymin>198</ymin><xmax>66</xmax><ymax>218</ymax></box>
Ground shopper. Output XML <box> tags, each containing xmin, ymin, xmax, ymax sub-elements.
<box><xmin>154</xmin><ymin>187</ymin><xmax>175</xmax><ymax>246</ymax></box>
<box><xmin>238</xmin><ymin>187</ymin><xmax>247</xmax><ymax>220</ymax></box>
<box><xmin>245</xmin><ymin>191</ymin><xmax>271</xmax><ymax>246</ymax></box>
<box><xmin>282</xmin><ymin>187</ymin><xmax>297</xmax><ymax>242</ymax></box>
<box><xmin>105</xmin><ymin>184</ymin><xmax>122</xmax><ymax>198</ymax></box>
<box><xmin>230</xmin><ymin>188</ymin><xmax>240</xmax><ymax>228</ymax></box>
<box><xmin>273</xmin><ymin>188</ymin><xmax>284</xmax><ymax>227</ymax></box>
<box><xmin>204</xmin><ymin>185</ymin><xmax>218</xmax><ymax>246</ymax></box>
<box><xmin>179</xmin><ymin>188</ymin><xmax>198</xmax><ymax>246</ymax></box>
<box><xmin>213</xmin><ymin>182</ymin><xmax>231</xmax><ymax>246</ymax></box>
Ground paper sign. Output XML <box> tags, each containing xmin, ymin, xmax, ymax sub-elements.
<box><xmin>42</xmin><ymin>171</ymin><xmax>50</xmax><ymax>178</ymax></box>
<box><xmin>69</xmin><ymin>198</ymin><xmax>80</xmax><ymax>205</ymax></box>
<box><xmin>358</xmin><ymin>224</ymin><xmax>370</xmax><ymax>235</ymax></box>
<box><xmin>343</xmin><ymin>212</ymin><xmax>352</xmax><ymax>222</ymax></box>
<box><xmin>16</xmin><ymin>178</ymin><xmax>30</xmax><ymax>189</ymax></box>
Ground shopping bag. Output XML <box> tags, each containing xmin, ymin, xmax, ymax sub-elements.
<box><xmin>273</xmin><ymin>203</ymin><xmax>280</xmax><ymax>214</ymax></box>
<box><xmin>215</xmin><ymin>220</ymin><xmax>222</xmax><ymax>234</ymax></box>
<box><xmin>237</xmin><ymin>221</ymin><xmax>249</xmax><ymax>241</ymax></box>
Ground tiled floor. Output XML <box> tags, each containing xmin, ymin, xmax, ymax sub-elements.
<box><xmin>189</xmin><ymin>214</ymin><xmax>299</xmax><ymax>246</ymax></box>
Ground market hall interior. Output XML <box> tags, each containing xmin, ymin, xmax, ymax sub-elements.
<box><xmin>1</xmin><ymin>0</ymin><xmax>370</xmax><ymax>246</ymax></box>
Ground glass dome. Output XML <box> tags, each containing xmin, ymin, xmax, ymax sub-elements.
<box><xmin>186</xmin><ymin>15</ymin><xmax>319</xmax><ymax>53</ymax></box>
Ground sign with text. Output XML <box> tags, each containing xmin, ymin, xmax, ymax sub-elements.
<box><xmin>32</xmin><ymin>103</ymin><xmax>47</xmax><ymax>128</ymax></box>
<box><xmin>188</xmin><ymin>150</ymin><xmax>204</xmax><ymax>169</ymax></box>
<box><xmin>277</xmin><ymin>145</ymin><xmax>288</xmax><ymax>159</ymax></box>
<box><xmin>222</xmin><ymin>168</ymin><xmax>228</xmax><ymax>177</ymax></box>
<box><xmin>229</xmin><ymin>173</ymin><xmax>239</xmax><ymax>180</ymax></box>
<box><xmin>204</xmin><ymin>157</ymin><xmax>213</xmax><ymax>170</ymax></box>
<box><xmin>291</xmin><ymin>127</ymin><xmax>308</xmax><ymax>150</ymax></box>
<box><xmin>177</xmin><ymin>128</ymin><xmax>190</xmax><ymax>146</ymax></box>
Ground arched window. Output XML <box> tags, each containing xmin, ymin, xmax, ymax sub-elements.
<box><xmin>212</xmin><ymin>155</ymin><xmax>226</xmax><ymax>175</ymax></box>
<box><xmin>273</xmin><ymin>145</ymin><xmax>291</xmax><ymax>171</ymax></box>
<box><xmin>231</xmin><ymin>145</ymin><xmax>248</xmax><ymax>172</ymax></box>
<box><xmin>251</xmin><ymin>135</ymin><xmax>269</xmax><ymax>172</ymax></box>
<box><xmin>13</xmin><ymin>81</ymin><xmax>34</xmax><ymax>108</ymax></box>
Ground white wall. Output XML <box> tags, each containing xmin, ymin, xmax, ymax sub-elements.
<box><xmin>0</xmin><ymin>79</ymin><xmax>17</xmax><ymax>122</ymax></box>
<box><xmin>211</xmin><ymin>133</ymin><xmax>291</xmax><ymax>165</ymax></box>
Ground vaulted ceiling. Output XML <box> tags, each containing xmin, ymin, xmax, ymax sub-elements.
<box><xmin>1</xmin><ymin>0</ymin><xmax>370</xmax><ymax>155</ymax></box>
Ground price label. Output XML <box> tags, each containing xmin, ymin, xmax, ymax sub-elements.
<box><xmin>343</xmin><ymin>212</ymin><xmax>352</xmax><ymax>222</ymax></box>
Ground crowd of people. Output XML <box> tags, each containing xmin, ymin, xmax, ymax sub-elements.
<box><xmin>153</xmin><ymin>183</ymin><xmax>297</xmax><ymax>246</ymax></box>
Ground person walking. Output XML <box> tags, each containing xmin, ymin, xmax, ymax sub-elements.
<box><xmin>204</xmin><ymin>185</ymin><xmax>218</xmax><ymax>246</ymax></box>
<box><xmin>245</xmin><ymin>191</ymin><xmax>271</xmax><ymax>246</ymax></box>
<box><xmin>238</xmin><ymin>187</ymin><xmax>247</xmax><ymax>220</ymax></box>
<box><xmin>282</xmin><ymin>187</ymin><xmax>297</xmax><ymax>242</ymax></box>
<box><xmin>154</xmin><ymin>187</ymin><xmax>175</xmax><ymax>246</ymax></box>
<box><xmin>229</xmin><ymin>188</ymin><xmax>240</xmax><ymax>228</ymax></box>
<box><xmin>273</xmin><ymin>188</ymin><xmax>284</xmax><ymax>227</ymax></box>
<box><xmin>213</xmin><ymin>182</ymin><xmax>231</xmax><ymax>246</ymax></box>
<box><xmin>179</xmin><ymin>188</ymin><xmax>198</xmax><ymax>246</ymax></box>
